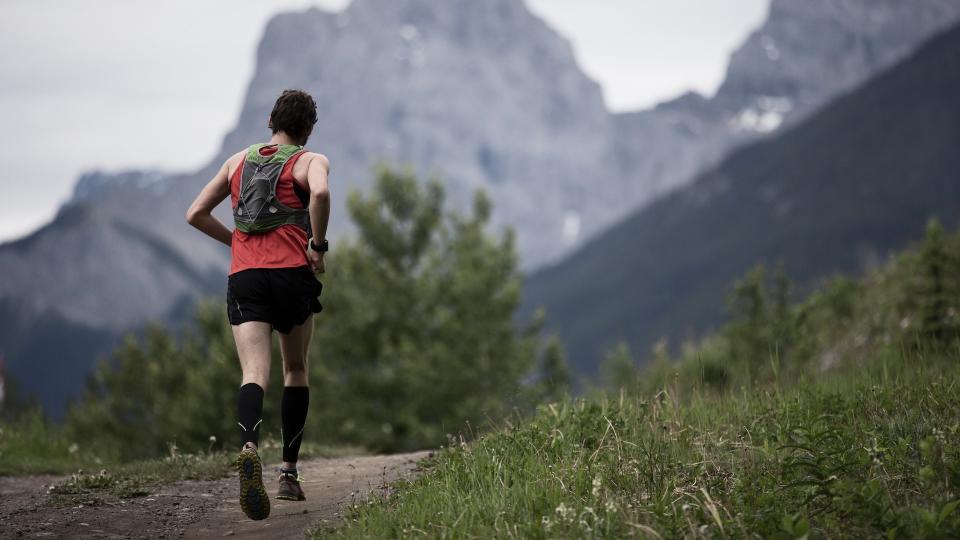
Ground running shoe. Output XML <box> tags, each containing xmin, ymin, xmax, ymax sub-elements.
<box><xmin>276</xmin><ymin>471</ymin><xmax>306</xmax><ymax>501</ymax></box>
<box><xmin>235</xmin><ymin>446</ymin><xmax>270</xmax><ymax>520</ymax></box>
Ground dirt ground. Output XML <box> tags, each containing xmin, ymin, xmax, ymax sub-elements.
<box><xmin>0</xmin><ymin>450</ymin><xmax>432</xmax><ymax>539</ymax></box>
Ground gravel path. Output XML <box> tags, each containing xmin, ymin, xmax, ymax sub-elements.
<box><xmin>0</xmin><ymin>451</ymin><xmax>432</xmax><ymax>539</ymax></box>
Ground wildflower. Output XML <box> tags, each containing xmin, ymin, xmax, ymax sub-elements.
<box><xmin>68</xmin><ymin>443</ymin><xmax>79</xmax><ymax>454</ymax></box>
<box><xmin>555</xmin><ymin>502</ymin><xmax>576</xmax><ymax>522</ymax></box>
<box><xmin>578</xmin><ymin>507</ymin><xmax>600</xmax><ymax>532</ymax></box>
<box><xmin>591</xmin><ymin>475</ymin><xmax>602</xmax><ymax>497</ymax></box>
<box><xmin>864</xmin><ymin>438</ymin><xmax>885</xmax><ymax>465</ymax></box>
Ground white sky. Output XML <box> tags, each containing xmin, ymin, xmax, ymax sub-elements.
<box><xmin>0</xmin><ymin>0</ymin><xmax>767</xmax><ymax>242</ymax></box>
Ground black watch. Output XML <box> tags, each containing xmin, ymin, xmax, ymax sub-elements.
<box><xmin>309</xmin><ymin>238</ymin><xmax>329</xmax><ymax>252</ymax></box>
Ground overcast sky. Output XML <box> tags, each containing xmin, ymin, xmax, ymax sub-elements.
<box><xmin>0</xmin><ymin>0</ymin><xmax>768</xmax><ymax>242</ymax></box>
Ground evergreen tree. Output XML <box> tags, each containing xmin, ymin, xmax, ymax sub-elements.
<box><xmin>771</xmin><ymin>262</ymin><xmax>794</xmax><ymax>362</ymax></box>
<box><xmin>917</xmin><ymin>219</ymin><xmax>959</xmax><ymax>342</ymax></box>
<box><xmin>306</xmin><ymin>167</ymin><xmax>538</xmax><ymax>451</ymax></box>
<box><xmin>600</xmin><ymin>342</ymin><xmax>638</xmax><ymax>392</ymax></box>
<box><xmin>726</xmin><ymin>265</ymin><xmax>770</xmax><ymax>383</ymax></box>
<box><xmin>537</xmin><ymin>336</ymin><xmax>571</xmax><ymax>402</ymax></box>
<box><xmin>65</xmin><ymin>303</ymin><xmax>246</xmax><ymax>460</ymax></box>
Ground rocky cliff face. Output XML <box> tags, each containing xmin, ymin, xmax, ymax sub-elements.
<box><xmin>1</xmin><ymin>0</ymin><xmax>958</xmax><ymax>411</ymax></box>
<box><xmin>219</xmin><ymin>0</ymin><xmax>615</xmax><ymax>268</ymax></box>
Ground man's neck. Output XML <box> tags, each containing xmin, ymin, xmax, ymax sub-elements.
<box><xmin>268</xmin><ymin>132</ymin><xmax>300</xmax><ymax>146</ymax></box>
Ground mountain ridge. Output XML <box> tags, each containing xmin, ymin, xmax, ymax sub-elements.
<box><xmin>522</xmin><ymin>22</ymin><xmax>960</xmax><ymax>375</ymax></box>
<box><xmin>2</xmin><ymin>0</ymin><xmax>959</xmax><ymax>412</ymax></box>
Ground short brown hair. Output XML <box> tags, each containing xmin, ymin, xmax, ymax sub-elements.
<box><xmin>269</xmin><ymin>89</ymin><xmax>317</xmax><ymax>145</ymax></box>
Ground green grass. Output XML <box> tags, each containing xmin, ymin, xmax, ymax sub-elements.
<box><xmin>0</xmin><ymin>411</ymin><xmax>104</xmax><ymax>476</ymax></box>
<box><xmin>321</xmin><ymin>354</ymin><xmax>960</xmax><ymax>539</ymax></box>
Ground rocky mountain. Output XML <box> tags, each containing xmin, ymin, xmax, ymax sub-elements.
<box><xmin>607</xmin><ymin>0</ymin><xmax>960</xmax><ymax>216</ymax></box>
<box><xmin>217</xmin><ymin>0</ymin><xmax>614</xmax><ymax>266</ymax></box>
<box><xmin>1</xmin><ymin>0</ymin><xmax>611</xmax><ymax>331</ymax></box>
<box><xmin>522</xmin><ymin>22</ymin><xmax>960</xmax><ymax>376</ymax></box>
<box><xmin>2</xmin><ymin>0</ymin><xmax>958</xmax><ymax>413</ymax></box>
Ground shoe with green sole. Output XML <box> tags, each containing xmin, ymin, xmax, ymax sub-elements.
<box><xmin>235</xmin><ymin>446</ymin><xmax>270</xmax><ymax>520</ymax></box>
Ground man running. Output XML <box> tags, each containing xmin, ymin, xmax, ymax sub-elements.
<box><xmin>186</xmin><ymin>89</ymin><xmax>330</xmax><ymax>520</ymax></box>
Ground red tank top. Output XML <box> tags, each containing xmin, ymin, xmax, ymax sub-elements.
<box><xmin>229</xmin><ymin>145</ymin><xmax>309</xmax><ymax>275</ymax></box>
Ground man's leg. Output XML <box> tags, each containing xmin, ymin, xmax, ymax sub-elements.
<box><xmin>233</xmin><ymin>321</ymin><xmax>273</xmax><ymax>449</ymax></box>
<box><xmin>278</xmin><ymin>315</ymin><xmax>313</xmax><ymax>474</ymax></box>
<box><xmin>232</xmin><ymin>321</ymin><xmax>272</xmax><ymax>520</ymax></box>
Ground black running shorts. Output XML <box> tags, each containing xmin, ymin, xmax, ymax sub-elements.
<box><xmin>226</xmin><ymin>266</ymin><xmax>322</xmax><ymax>334</ymax></box>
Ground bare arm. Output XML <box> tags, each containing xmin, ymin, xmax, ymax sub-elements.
<box><xmin>186</xmin><ymin>159</ymin><xmax>233</xmax><ymax>247</ymax></box>
<box><xmin>305</xmin><ymin>153</ymin><xmax>330</xmax><ymax>274</ymax></box>
<box><xmin>307</xmin><ymin>154</ymin><xmax>331</xmax><ymax>242</ymax></box>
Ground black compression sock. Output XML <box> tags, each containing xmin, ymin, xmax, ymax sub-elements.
<box><xmin>237</xmin><ymin>383</ymin><xmax>265</xmax><ymax>448</ymax></box>
<box><xmin>281</xmin><ymin>386</ymin><xmax>309</xmax><ymax>464</ymax></box>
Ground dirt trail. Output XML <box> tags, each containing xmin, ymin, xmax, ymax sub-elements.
<box><xmin>0</xmin><ymin>451</ymin><xmax>431</xmax><ymax>539</ymax></box>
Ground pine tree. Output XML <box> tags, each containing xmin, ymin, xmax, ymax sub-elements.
<box><xmin>917</xmin><ymin>219</ymin><xmax>959</xmax><ymax>342</ymax></box>
<box><xmin>309</xmin><ymin>167</ymin><xmax>539</xmax><ymax>451</ymax></box>
<box><xmin>726</xmin><ymin>265</ymin><xmax>770</xmax><ymax>383</ymax></box>
<box><xmin>771</xmin><ymin>262</ymin><xmax>794</xmax><ymax>362</ymax></box>
<box><xmin>538</xmin><ymin>336</ymin><xmax>571</xmax><ymax>402</ymax></box>
<box><xmin>600</xmin><ymin>342</ymin><xmax>637</xmax><ymax>392</ymax></box>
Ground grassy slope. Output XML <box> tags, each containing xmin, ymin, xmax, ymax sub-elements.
<box><xmin>323</xmin><ymin>353</ymin><xmax>959</xmax><ymax>539</ymax></box>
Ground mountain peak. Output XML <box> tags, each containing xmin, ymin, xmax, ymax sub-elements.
<box><xmin>717</xmin><ymin>0</ymin><xmax>960</xmax><ymax>114</ymax></box>
<box><xmin>332</xmin><ymin>0</ymin><xmax>560</xmax><ymax>54</ymax></box>
<box><xmin>348</xmin><ymin>0</ymin><xmax>530</xmax><ymax>22</ymax></box>
<box><xmin>221</xmin><ymin>0</ymin><xmax>609</xmax><ymax>268</ymax></box>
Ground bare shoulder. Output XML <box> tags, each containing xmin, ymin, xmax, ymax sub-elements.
<box><xmin>228</xmin><ymin>149</ymin><xmax>246</xmax><ymax>163</ymax></box>
<box><xmin>305</xmin><ymin>151</ymin><xmax>330</xmax><ymax>172</ymax></box>
<box><xmin>293</xmin><ymin>151</ymin><xmax>330</xmax><ymax>185</ymax></box>
<box><xmin>224</xmin><ymin>150</ymin><xmax>246</xmax><ymax>180</ymax></box>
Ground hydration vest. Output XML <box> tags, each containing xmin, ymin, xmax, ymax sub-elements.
<box><xmin>233</xmin><ymin>143</ymin><xmax>309</xmax><ymax>234</ymax></box>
